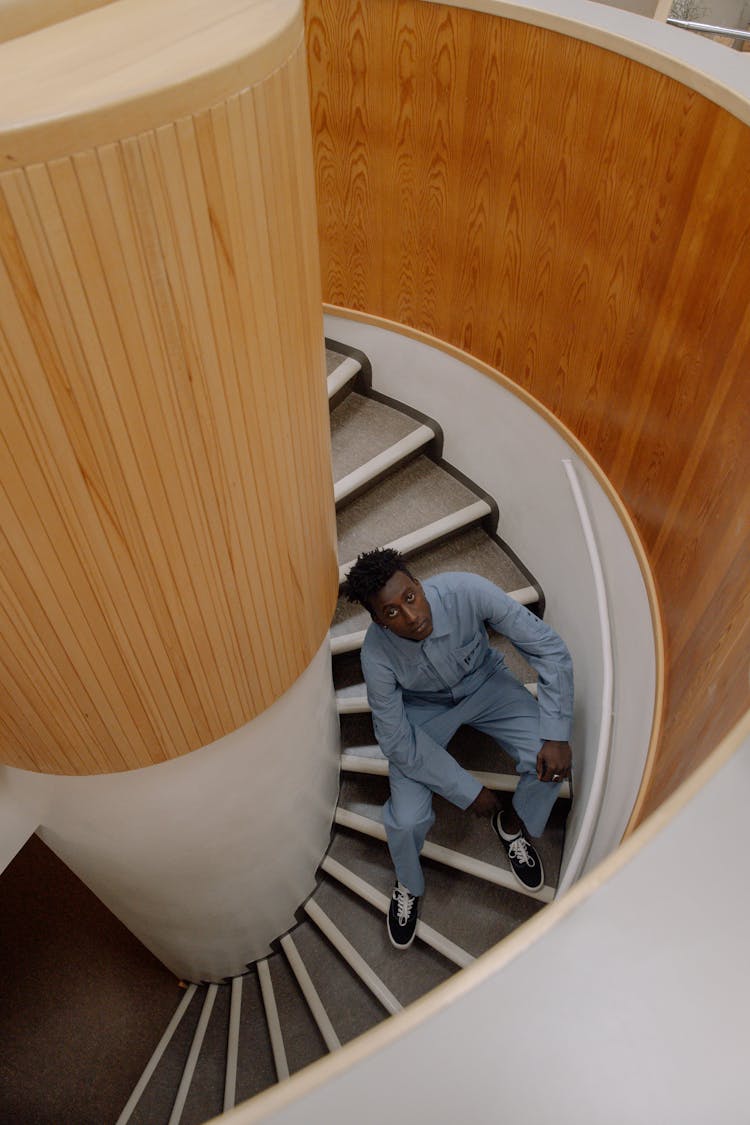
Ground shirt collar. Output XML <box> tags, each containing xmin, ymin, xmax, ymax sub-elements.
<box><xmin>423</xmin><ymin>581</ymin><xmax>451</xmax><ymax>639</ymax></box>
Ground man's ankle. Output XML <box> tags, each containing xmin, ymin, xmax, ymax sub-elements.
<box><xmin>500</xmin><ymin>807</ymin><xmax>523</xmax><ymax>836</ymax></box>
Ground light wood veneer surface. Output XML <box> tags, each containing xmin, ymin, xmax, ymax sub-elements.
<box><xmin>0</xmin><ymin>6</ymin><xmax>337</xmax><ymax>773</ymax></box>
<box><xmin>306</xmin><ymin>0</ymin><xmax>750</xmax><ymax>824</ymax></box>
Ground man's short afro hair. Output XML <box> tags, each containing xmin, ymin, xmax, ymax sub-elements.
<box><xmin>342</xmin><ymin>547</ymin><xmax>415</xmax><ymax>611</ymax></box>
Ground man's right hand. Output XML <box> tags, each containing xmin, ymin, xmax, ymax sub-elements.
<box><xmin>468</xmin><ymin>786</ymin><xmax>499</xmax><ymax>818</ymax></box>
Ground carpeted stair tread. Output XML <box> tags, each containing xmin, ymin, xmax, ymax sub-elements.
<box><xmin>332</xmin><ymin>526</ymin><xmax>534</xmax><ymax>638</ymax></box>
<box><xmin>179</xmin><ymin>983</ymin><xmax>231</xmax><ymax>1125</ymax></box>
<box><xmin>310</xmin><ymin>877</ymin><xmax>455</xmax><ymax>1005</ymax></box>
<box><xmin>331</xmin><ymin>651</ymin><xmax>370</xmax><ymax>691</ymax></box>
<box><xmin>330</xmin><ymin>392</ymin><xmax>424</xmax><ymax>481</ymax></box>
<box><xmin>326</xmin><ymin>348</ymin><xmax>350</xmax><ymax>376</ymax></box>
<box><xmin>336</xmin><ymin>775</ymin><xmax>565</xmax><ymax>888</ymax></box>
<box><xmin>233</xmin><ymin>971</ymin><xmax>277</xmax><ymax>1106</ymax></box>
<box><xmin>407</xmin><ymin>524</ymin><xmax>531</xmax><ymax>593</ymax></box>
<box><xmin>266</xmin><ymin>950</ymin><xmax>329</xmax><ymax>1075</ymax></box>
<box><xmin>284</xmin><ymin>917</ymin><xmax>386</xmax><ymax>1043</ymax></box>
<box><xmin>336</xmin><ymin>456</ymin><xmax>481</xmax><ymax>565</ymax></box>
<box><xmin>339</xmin><ymin>712</ymin><xmax>381</xmax><ymax>752</ymax></box>
<box><xmin>326</xmin><ymin>830</ymin><xmax>544</xmax><ymax>959</ymax></box>
<box><xmin>335</xmin><ymin>774</ymin><xmax>389</xmax><ymax>825</ymax></box>
<box><xmin>128</xmin><ymin>985</ymin><xmax>205</xmax><ymax>1125</ymax></box>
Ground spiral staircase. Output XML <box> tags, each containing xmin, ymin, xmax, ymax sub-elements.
<box><xmin>116</xmin><ymin>340</ymin><xmax>571</xmax><ymax>1125</ymax></box>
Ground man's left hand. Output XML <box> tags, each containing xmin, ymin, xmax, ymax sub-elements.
<box><xmin>536</xmin><ymin>740</ymin><xmax>572</xmax><ymax>783</ymax></box>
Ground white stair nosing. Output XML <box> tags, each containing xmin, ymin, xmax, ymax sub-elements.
<box><xmin>337</xmin><ymin>694</ymin><xmax>371</xmax><ymax>714</ymax></box>
<box><xmin>258</xmin><ymin>958</ymin><xmax>289</xmax><ymax>1082</ymax></box>
<box><xmin>338</xmin><ymin>499</ymin><xmax>492</xmax><ymax>584</ymax></box>
<box><xmin>330</xmin><ymin>585</ymin><xmax>537</xmax><ymax>653</ymax></box>
<box><xmin>327</xmin><ymin>357</ymin><xmax>361</xmax><ymax>399</ymax></box>
<box><xmin>167</xmin><ymin>983</ymin><xmax>218</xmax><ymax>1125</ymax></box>
<box><xmin>508</xmin><ymin>585</ymin><xmax>538</xmax><ymax>606</ymax></box>
<box><xmin>334</xmin><ymin>807</ymin><xmax>554</xmax><ymax>903</ymax></box>
<box><xmin>330</xmin><ymin>628</ymin><xmax>369</xmax><ymax>655</ymax></box>
<box><xmin>223</xmin><ymin>976</ymin><xmax>243</xmax><ymax>1112</ymax></box>
<box><xmin>321</xmin><ymin>855</ymin><xmax>474</xmax><ymax>969</ymax></box>
<box><xmin>334</xmin><ymin>425</ymin><xmax>435</xmax><ymax>504</ymax></box>
<box><xmin>340</xmin><ymin>749</ymin><xmax>388</xmax><ymax>772</ymax></box>
<box><xmin>280</xmin><ymin>934</ymin><xmax>341</xmax><ymax>1053</ymax></box>
<box><xmin>115</xmin><ymin>984</ymin><xmax>198</xmax><ymax>1125</ymax></box>
<box><xmin>304</xmin><ymin>899</ymin><xmax>403</xmax><ymax>1015</ymax></box>
<box><xmin>339</xmin><ymin>751</ymin><xmax>571</xmax><ymax>799</ymax></box>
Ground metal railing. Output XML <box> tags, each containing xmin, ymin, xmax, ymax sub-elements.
<box><xmin>666</xmin><ymin>17</ymin><xmax>750</xmax><ymax>46</ymax></box>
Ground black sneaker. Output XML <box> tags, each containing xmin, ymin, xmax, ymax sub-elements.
<box><xmin>387</xmin><ymin>881</ymin><xmax>419</xmax><ymax>949</ymax></box>
<box><xmin>492</xmin><ymin>811</ymin><xmax>544</xmax><ymax>892</ymax></box>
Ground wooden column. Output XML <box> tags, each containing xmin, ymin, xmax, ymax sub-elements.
<box><xmin>0</xmin><ymin>0</ymin><xmax>337</xmax><ymax>774</ymax></box>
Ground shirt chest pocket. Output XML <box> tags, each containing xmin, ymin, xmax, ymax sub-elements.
<box><xmin>453</xmin><ymin>635</ymin><xmax>485</xmax><ymax>678</ymax></box>
<box><xmin>398</xmin><ymin>659</ymin><xmax>444</xmax><ymax>693</ymax></box>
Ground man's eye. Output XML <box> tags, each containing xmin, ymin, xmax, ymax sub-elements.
<box><xmin>386</xmin><ymin>608</ymin><xmax>397</xmax><ymax>618</ymax></box>
<box><xmin>405</xmin><ymin>592</ymin><xmax>414</xmax><ymax>602</ymax></box>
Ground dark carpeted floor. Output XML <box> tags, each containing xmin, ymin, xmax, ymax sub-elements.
<box><xmin>0</xmin><ymin>834</ymin><xmax>182</xmax><ymax>1125</ymax></box>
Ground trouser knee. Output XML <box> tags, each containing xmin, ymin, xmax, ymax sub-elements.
<box><xmin>383</xmin><ymin>800</ymin><xmax>434</xmax><ymax>838</ymax></box>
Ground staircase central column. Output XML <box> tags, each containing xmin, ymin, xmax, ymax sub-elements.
<box><xmin>0</xmin><ymin>0</ymin><xmax>340</xmax><ymax>980</ymax></box>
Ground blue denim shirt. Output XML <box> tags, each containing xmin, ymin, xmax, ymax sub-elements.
<box><xmin>360</xmin><ymin>572</ymin><xmax>574</xmax><ymax>808</ymax></box>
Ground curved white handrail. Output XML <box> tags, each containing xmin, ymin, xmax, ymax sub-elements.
<box><xmin>557</xmin><ymin>460</ymin><xmax>615</xmax><ymax>895</ymax></box>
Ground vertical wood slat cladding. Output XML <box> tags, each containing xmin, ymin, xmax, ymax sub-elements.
<box><xmin>305</xmin><ymin>0</ymin><xmax>750</xmax><ymax>823</ymax></box>
<box><xmin>0</xmin><ymin>37</ymin><xmax>337</xmax><ymax>774</ymax></box>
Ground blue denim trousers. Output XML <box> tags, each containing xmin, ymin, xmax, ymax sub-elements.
<box><xmin>382</xmin><ymin>667</ymin><xmax>561</xmax><ymax>895</ymax></box>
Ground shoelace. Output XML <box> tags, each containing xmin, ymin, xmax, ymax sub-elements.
<box><xmin>508</xmin><ymin>836</ymin><xmax>536</xmax><ymax>868</ymax></box>
<box><xmin>394</xmin><ymin>884</ymin><xmax>415</xmax><ymax>923</ymax></box>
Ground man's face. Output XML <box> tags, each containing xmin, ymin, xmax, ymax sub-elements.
<box><xmin>370</xmin><ymin>570</ymin><xmax>433</xmax><ymax>641</ymax></box>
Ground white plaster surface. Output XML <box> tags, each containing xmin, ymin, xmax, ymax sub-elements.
<box><xmin>325</xmin><ymin>314</ymin><xmax>656</xmax><ymax>880</ymax></box>
<box><xmin>596</xmin><ymin>0</ymin><xmax>660</xmax><ymax>15</ymax></box>
<box><xmin>0</xmin><ymin>640</ymin><xmax>340</xmax><ymax>981</ymax></box>
<box><xmin>0</xmin><ymin>776</ymin><xmax>40</xmax><ymax>872</ymax></box>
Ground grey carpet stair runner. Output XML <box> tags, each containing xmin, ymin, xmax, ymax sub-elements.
<box><xmin>118</xmin><ymin>340</ymin><xmax>570</xmax><ymax>1125</ymax></box>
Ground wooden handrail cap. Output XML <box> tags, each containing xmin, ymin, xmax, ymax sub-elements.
<box><xmin>0</xmin><ymin>0</ymin><xmax>302</xmax><ymax>169</ymax></box>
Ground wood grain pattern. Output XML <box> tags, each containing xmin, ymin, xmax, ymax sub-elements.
<box><xmin>305</xmin><ymin>0</ymin><xmax>750</xmax><ymax>825</ymax></box>
<box><xmin>0</xmin><ymin>32</ymin><xmax>337</xmax><ymax>774</ymax></box>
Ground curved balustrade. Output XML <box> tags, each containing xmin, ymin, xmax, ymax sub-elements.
<box><xmin>305</xmin><ymin>0</ymin><xmax>750</xmax><ymax>827</ymax></box>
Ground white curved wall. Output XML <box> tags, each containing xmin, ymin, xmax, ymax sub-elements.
<box><xmin>325</xmin><ymin>313</ymin><xmax>656</xmax><ymax>881</ymax></box>
<box><xmin>0</xmin><ymin>639</ymin><xmax>340</xmax><ymax>982</ymax></box>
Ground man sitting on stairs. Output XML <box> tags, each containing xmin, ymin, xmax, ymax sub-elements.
<box><xmin>342</xmin><ymin>548</ymin><xmax>574</xmax><ymax>950</ymax></box>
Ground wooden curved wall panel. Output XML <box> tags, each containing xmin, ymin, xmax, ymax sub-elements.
<box><xmin>0</xmin><ymin>8</ymin><xmax>337</xmax><ymax>773</ymax></box>
<box><xmin>305</xmin><ymin>0</ymin><xmax>750</xmax><ymax>823</ymax></box>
